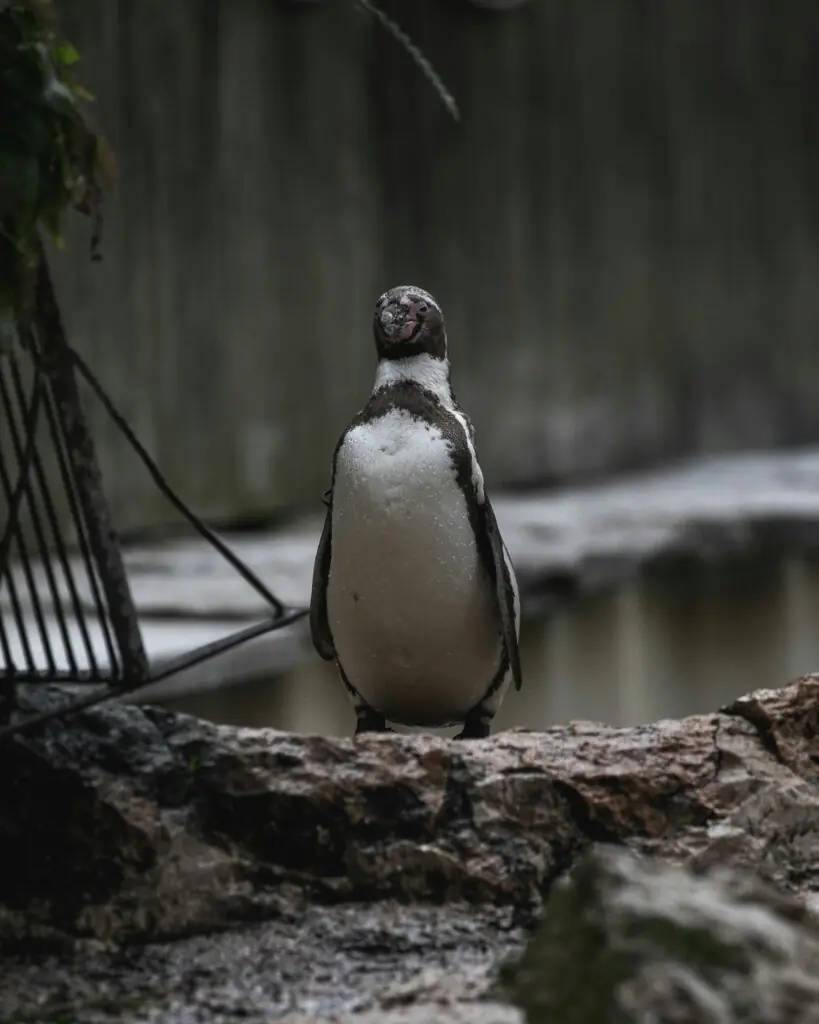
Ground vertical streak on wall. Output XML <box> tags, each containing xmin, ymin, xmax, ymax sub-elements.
<box><xmin>612</xmin><ymin>582</ymin><xmax>650</xmax><ymax>726</ymax></box>
<box><xmin>39</xmin><ymin>0</ymin><xmax>819</xmax><ymax>535</ymax></box>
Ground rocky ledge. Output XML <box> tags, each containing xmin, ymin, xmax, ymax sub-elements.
<box><xmin>1</xmin><ymin>677</ymin><xmax>819</xmax><ymax>1022</ymax></box>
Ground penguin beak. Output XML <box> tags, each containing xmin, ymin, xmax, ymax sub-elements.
<box><xmin>397</xmin><ymin>318</ymin><xmax>418</xmax><ymax>341</ymax></box>
<box><xmin>380</xmin><ymin>304</ymin><xmax>418</xmax><ymax>342</ymax></box>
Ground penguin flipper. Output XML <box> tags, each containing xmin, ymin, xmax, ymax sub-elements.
<box><xmin>310</xmin><ymin>499</ymin><xmax>336</xmax><ymax>661</ymax></box>
<box><xmin>482</xmin><ymin>497</ymin><xmax>522</xmax><ymax>691</ymax></box>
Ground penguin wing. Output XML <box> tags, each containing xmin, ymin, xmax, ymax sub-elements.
<box><xmin>481</xmin><ymin>496</ymin><xmax>522</xmax><ymax>691</ymax></box>
<box><xmin>309</xmin><ymin>492</ymin><xmax>336</xmax><ymax>661</ymax></box>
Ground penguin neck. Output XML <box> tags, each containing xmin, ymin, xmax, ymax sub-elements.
<box><xmin>372</xmin><ymin>353</ymin><xmax>453</xmax><ymax>404</ymax></box>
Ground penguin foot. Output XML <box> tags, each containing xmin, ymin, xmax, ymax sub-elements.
<box><xmin>454</xmin><ymin>711</ymin><xmax>492</xmax><ymax>740</ymax></box>
<box><xmin>354</xmin><ymin>708</ymin><xmax>392</xmax><ymax>735</ymax></box>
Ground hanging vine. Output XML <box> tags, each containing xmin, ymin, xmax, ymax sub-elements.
<box><xmin>0</xmin><ymin>0</ymin><xmax>114</xmax><ymax>349</ymax></box>
<box><xmin>0</xmin><ymin>0</ymin><xmax>458</xmax><ymax>353</ymax></box>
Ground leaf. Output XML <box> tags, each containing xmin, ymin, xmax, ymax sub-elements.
<box><xmin>1</xmin><ymin>50</ymin><xmax>48</xmax><ymax>103</ymax></box>
<box><xmin>0</xmin><ymin>0</ymin><xmax>112</xmax><ymax>340</ymax></box>
<box><xmin>32</xmin><ymin>41</ymin><xmax>78</xmax><ymax>119</ymax></box>
<box><xmin>52</xmin><ymin>39</ymin><xmax>78</xmax><ymax>65</ymax></box>
<box><xmin>42</xmin><ymin>75</ymin><xmax>78</xmax><ymax>117</ymax></box>
<box><xmin>8</xmin><ymin>4</ymin><xmax>40</xmax><ymax>38</ymax></box>
<box><xmin>1</xmin><ymin>103</ymin><xmax>52</xmax><ymax>153</ymax></box>
<box><xmin>0</xmin><ymin>150</ymin><xmax>39</xmax><ymax>219</ymax></box>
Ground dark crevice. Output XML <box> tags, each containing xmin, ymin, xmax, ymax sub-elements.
<box><xmin>720</xmin><ymin>705</ymin><xmax>785</xmax><ymax>766</ymax></box>
<box><xmin>551</xmin><ymin>778</ymin><xmax>622</xmax><ymax>845</ymax></box>
<box><xmin>712</xmin><ymin>718</ymin><xmax>725</xmax><ymax>782</ymax></box>
<box><xmin>751</xmin><ymin>724</ymin><xmax>783</xmax><ymax>764</ymax></box>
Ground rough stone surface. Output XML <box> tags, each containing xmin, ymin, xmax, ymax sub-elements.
<box><xmin>505</xmin><ymin>844</ymin><xmax>819</xmax><ymax>1023</ymax></box>
<box><xmin>4</xmin><ymin>905</ymin><xmax>523</xmax><ymax>1024</ymax></box>
<box><xmin>1</xmin><ymin>675</ymin><xmax>819</xmax><ymax>1021</ymax></box>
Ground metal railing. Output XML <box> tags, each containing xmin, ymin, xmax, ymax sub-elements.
<box><xmin>0</xmin><ymin>250</ymin><xmax>307</xmax><ymax>742</ymax></box>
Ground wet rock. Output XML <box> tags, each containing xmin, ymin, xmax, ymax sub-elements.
<box><xmin>3</xmin><ymin>904</ymin><xmax>524</xmax><ymax>1024</ymax></box>
<box><xmin>504</xmin><ymin>844</ymin><xmax>819</xmax><ymax>1023</ymax></box>
<box><xmin>0</xmin><ymin>687</ymin><xmax>587</xmax><ymax>948</ymax></box>
<box><xmin>723</xmin><ymin>675</ymin><xmax>819</xmax><ymax>783</ymax></box>
<box><xmin>1</xmin><ymin>675</ymin><xmax>819</xmax><ymax>1021</ymax></box>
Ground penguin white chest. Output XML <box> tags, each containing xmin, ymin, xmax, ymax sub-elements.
<box><xmin>327</xmin><ymin>407</ymin><xmax>501</xmax><ymax>725</ymax></box>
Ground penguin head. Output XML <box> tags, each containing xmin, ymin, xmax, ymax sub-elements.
<box><xmin>373</xmin><ymin>285</ymin><xmax>447</xmax><ymax>361</ymax></box>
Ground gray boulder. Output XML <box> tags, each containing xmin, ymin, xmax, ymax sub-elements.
<box><xmin>505</xmin><ymin>844</ymin><xmax>819</xmax><ymax>1023</ymax></box>
<box><xmin>1</xmin><ymin>675</ymin><xmax>819</xmax><ymax>1021</ymax></box>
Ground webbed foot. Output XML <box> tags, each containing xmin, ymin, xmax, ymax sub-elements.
<box><xmin>354</xmin><ymin>707</ymin><xmax>393</xmax><ymax>736</ymax></box>
<box><xmin>454</xmin><ymin>709</ymin><xmax>492</xmax><ymax>740</ymax></box>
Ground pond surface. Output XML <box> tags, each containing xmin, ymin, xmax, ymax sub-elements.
<box><xmin>160</xmin><ymin>555</ymin><xmax>819</xmax><ymax>736</ymax></box>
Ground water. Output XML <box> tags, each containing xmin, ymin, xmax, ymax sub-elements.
<box><xmin>160</xmin><ymin>555</ymin><xmax>819</xmax><ymax>735</ymax></box>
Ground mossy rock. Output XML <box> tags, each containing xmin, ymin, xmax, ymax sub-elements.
<box><xmin>502</xmin><ymin>844</ymin><xmax>819</xmax><ymax>1023</ymax></box>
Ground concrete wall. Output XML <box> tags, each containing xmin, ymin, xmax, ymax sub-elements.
<box><xmin>41</xmin><ymin>0</ymin><xmax>819</xmax><ymax>535</ymax></box>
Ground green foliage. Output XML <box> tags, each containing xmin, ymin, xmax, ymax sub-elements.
<box><xmin>0</xmin><ymin>0</ymin><xmax>113</xmax><ymax>340</ymax></box>
<box><xmin>0</xmin><ymin>0</ymin><xmax>449</xmax><ymax>353</ymax></box>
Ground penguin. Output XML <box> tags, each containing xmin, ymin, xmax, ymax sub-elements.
<box><xmin>310</xmin><ymin>285</ymin><xmax>521</xmax><ymax>739</ymax></box>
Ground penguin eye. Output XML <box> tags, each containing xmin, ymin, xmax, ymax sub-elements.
<box><xmin>417</xmin><ymin>303</ymin><xmax>429</xmax><ymax>316</ymax></box>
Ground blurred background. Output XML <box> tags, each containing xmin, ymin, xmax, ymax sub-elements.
<box><xmin>6</xmin><ymin>0</ymin><xmax>819</xmax><ymax>735</ymax></box>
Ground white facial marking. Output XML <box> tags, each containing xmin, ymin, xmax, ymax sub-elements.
<box><xmin>374</xmin><ymin>353</ymin><xmax>450</xmax><ymax>399</ymax></box>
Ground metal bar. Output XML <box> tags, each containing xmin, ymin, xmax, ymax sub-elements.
<box><xmin>21</xmin><ymin>361</ymin><xmax>101</xmax><ymax>676</ymax></box>
<box><xmin>33</xmin><ymin>244</ymin><xmax>149</xmax><ymax>685</ymax></box>
<box><xmin>0</xmin><ymin>537</ymin><xmax>35</xmax><ymax>674</ymax></box>
<box><xmin>7</xmin><ymin>351</ymin><xmax>82</xmax><ymax>675</ymax></box>
<box><xmin>147</xmin><ymin>608</ymin><xmax>307</xmax><ymax>684</ymax></box>
<box><xmin>87</xmin><ymin>564</ymin><xmax>122</xmax><ymax>678</ymax></box>
<box><xmin>0</xmin><ymin>360</ymin><xmax>42</xmax><ymax>578</ymax></box>
<box><xmin>0</xmin><ymin>353</ymin><xmax>41</xmax><ymax>708</ymax></box>
<box><xmin>31</xmin><ymin>443</ymin><xmax>99</xmax><ymax>677</ymax></box>
<box><xmin>0</xmin><ymin>595</ymin><xmax>14</xmax><ymax>672</ymax></box>
<box><xmin>0</xmin><ymin>607</ymin><xmax>308</xmax><ymax>742</ymax></box>
<box><xmin>41</xmin><ymin>367</ymin><xmax>121</xmax><ymax>680</ymax></box>
<box><xmin>0</xmin><ymin>669</ymin><xmax>107</xmax><ymax>682</ymax></box>
<box><xmin>71</xmin><ymin>349</ymin><xmax>287</xmax><ymax>617</ymax></box>
<box><xmin>0</xmin><ymin>374</ymin><xmax>55</xmax><ymax>675</ymax></box>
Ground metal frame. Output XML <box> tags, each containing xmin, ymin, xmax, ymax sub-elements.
<box><xmin>0</xmin><ymin>250</ymin><xmax>306</xmax><ymax>741</ymax></box>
